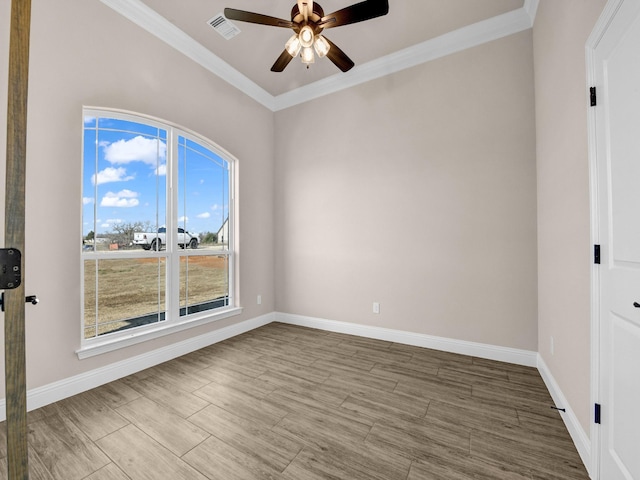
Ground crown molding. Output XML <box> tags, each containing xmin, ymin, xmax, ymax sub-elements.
<box><xmin>100</xmin><ymin>0</ymin><xmax>535</xmax><ymax>112</ymax></box>
<box><xmin>99</xmin><ymin>0</ymin><xmax>276</xmax><ymax>110</ymax></box>
<box><xmin>273</xmin><ymin>5</ymin><xmax>535</xmax><ymax>110</ymax></box>
<box><xmin>524</xmin><ymin>0</ymin><xmax>540</xmax><ymax>24</ymax></box>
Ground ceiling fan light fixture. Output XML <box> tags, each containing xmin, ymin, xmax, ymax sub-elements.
<box><xmin>224</xmin><ymin>0</ymin><xmax>389</xmax><ymax>73</ymax></box>
<box><xmin>299</xmin><ymin>25</ymin><xmax>315</xmax><ymax>48</ymax></box>
<box><xmin>285</xmin><ymin>34</ymin><xmax>302</xmax><ymax>57</ymax></box>
<box><xmin>314</xmin><ymin>35</ymin><xmax>330</xmax><ymax>58</ymax></box>
<box><xmin>301</xmin><ymin>46</ymin><xmax>315</xmax><ymax>64</ymax></box>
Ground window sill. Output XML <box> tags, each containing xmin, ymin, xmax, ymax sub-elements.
<box><xmin>76</xmin><ymin>307</ymin><xmax>243</xmax><ymax>359</ymax></box>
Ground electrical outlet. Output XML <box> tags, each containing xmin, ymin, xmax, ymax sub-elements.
<box><xmin>373</xmin><ymin>302</ymin><xmax>380</xmax><ymax>314</ymax></box>
<box><xmin>257</xmin><ymin>294</ymin><xmax>262</xmax><ymax>305</ymax></box>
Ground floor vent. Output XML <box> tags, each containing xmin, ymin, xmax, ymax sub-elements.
<box><xmin>207</xmin><ymin>13</ymin><xmax>240</xmax><ymax>40</ymax></box>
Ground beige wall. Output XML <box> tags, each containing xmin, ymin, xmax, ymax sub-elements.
<box><xmin>533</xmin><ymin>0</ymin><xmax>607</xmax><ymax>436</ymax></box>
<box><xmin>275</xmin><ymin>31</ymin><xmax>538</xmax><ymax>351</ymax></box>
<box><xmin>0</xmin><ymin>0</ymin><xmax>275</xmax><ymax>396</ymax></box>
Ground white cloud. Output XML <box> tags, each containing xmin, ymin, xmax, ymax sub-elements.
<box><xmin>197</xmin><ymin>212</ymin><xmax>211</xmax><ymax>219</ymax></box>
<box><xmin>100</xmin><ymin>189</ymin><xmax>140</xmax><ymax>208</ymax></box>
<box><xmin>105</xmin><ymin>218</ymin><xmax>123</xmax><ymax>224</ymax></box>
<box><xmin>102</xmin><ymin>135</ymin><xmax>167</xmax><ymax>166</ymax></box>
<box><xmin>178</xmin><ymin>216</ymin><xmax>189</xmax><ymax>223</ymax></box>
<box><xmin>210</xmin><ymin>203</ymin><xmax>223</xmax><ymax>211</ymax></box>
<box><xmin>155</xmin><ymin>164</ymin><xmax>167</xmax><ymax>176</ymax></box>
<box><xmin>101</xmin><ymin>223</ymin><xmax>110</xmax><ymax>229</ymax></box>
<box><xmin>82</xmin><ymin>197</ymin><xmax>94</xmax><ymax>205</ymax></box>
<box><xmin>92</xmin><ymin>167</ymin><xmax>134</xmax><ymax>185</ymax></box>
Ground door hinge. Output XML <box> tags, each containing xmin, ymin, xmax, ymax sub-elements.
<box><xmin>595</xmin><ymin>403</ymin><xmax>601</xmax><ymax>424</ymax></box>
<box><xmin>590</xmin><ymin>87</ymin><xmax>597</xmax><ymax>106</ymax></box>
<box><xmin>594</xmin><ymin>244</ymin><xmax>601</xmax><ymax>264</ymax></box>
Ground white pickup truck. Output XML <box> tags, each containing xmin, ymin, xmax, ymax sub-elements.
<box><xmin>133</xmin><ymin>227</ymin><xmax>199</xmax><ymax>250</ymax></box>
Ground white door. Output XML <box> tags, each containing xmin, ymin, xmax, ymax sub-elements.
<box><xmin>594</xmin><ymin>0</ymin><xmax>640</xmax><ymax>478</ymax></box>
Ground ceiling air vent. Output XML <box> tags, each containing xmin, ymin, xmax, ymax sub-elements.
<box><xmin>207</xmin><ymin>13</ymin><xmax>240</xmax><ymax>40</ymax></box>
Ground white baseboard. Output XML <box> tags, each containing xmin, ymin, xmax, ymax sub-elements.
<box><xmin>0</xmin><ymin>312</ymin><xmax>275</xmax><ymax>422</ymax></box>
<box><xmin>537</xmin><ymin>354</ymin><xmax>592</xmax><ymax>477</ymax></box>
<box><xmin>275</xmin><ymin>312</ymin><xmax>538</xmax><ymax>367</ymax></box>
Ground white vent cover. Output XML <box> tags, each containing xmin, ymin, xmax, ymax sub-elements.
<box><xmin>207</xmin><ymin>13</ymin><xmax>241</xmax><ymax>40</ymax></box>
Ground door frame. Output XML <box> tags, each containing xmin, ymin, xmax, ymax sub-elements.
<box><xmin>586</xmin><ymin>0</ymin><xmax>629</xmax><ymax>478</ymax></box>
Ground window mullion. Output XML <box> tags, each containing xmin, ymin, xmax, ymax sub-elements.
<box><xmin>228</xmin><ymin>163</ymin><xmax>234</xmax><ymax>308</ymax></box>
<box><xmin>167</xmin><ymin>128</ymin><xmax>180</xmax><ymax>323</ymax></box>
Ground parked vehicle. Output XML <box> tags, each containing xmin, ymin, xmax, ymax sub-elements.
<box><xmin>133</xmin><ymin>227</ymin><xmax>199</xmax><ymax>250</ymax></box>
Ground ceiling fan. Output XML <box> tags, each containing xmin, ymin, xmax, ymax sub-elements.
<box><xmin>223</xmin><ymin>0</ymin><xmax>389</xmax><ymax>72</ymax></box>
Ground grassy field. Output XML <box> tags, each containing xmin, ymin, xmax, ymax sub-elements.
<box><xmin>84</xmin><ymin>255</ymin><xmax>228</xmax><ymax>338</ymax></box>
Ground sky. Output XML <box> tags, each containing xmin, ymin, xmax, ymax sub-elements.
<box><xmin>83</xmin><ymin>116</ymin><xmax>229</xmax><ymax>237</ymax></box>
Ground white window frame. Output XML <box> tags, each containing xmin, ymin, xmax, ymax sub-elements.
<box><xmin>77</xmin><ymin>107</ymin><xmax>241</xmax><ymax>359</ymax></box>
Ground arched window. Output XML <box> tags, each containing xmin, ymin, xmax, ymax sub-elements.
<box><xmin>80</xmin><ymin>109</ymin><xmax>238</xmax><ymax>356</ymax></box>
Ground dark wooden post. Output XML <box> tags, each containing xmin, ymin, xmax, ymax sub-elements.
<box><xmin>4</xmin><ymin>0</ymin><xmax>32</xmax><ymax>478</ymax></box>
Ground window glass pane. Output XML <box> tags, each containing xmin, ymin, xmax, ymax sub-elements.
<box><xmin>179</xmin><ymin>255</ymin><xmax>229</xmax><ymax>316</ymax></box>
<box><xmin>84</xmin><ymin>115</ymin><xmax>97</xmax><ymax>128</ymax></box>
<box><xmin>83</xmin><ymin>117</ymin><xmax>166</xmax><ymax>251</ymax></box>
<box><xmin>84</xmin><ymin>258</ymin><xmax>166</xmax><ymax>338</ymax></box>
<box><xmin>97</xmin><ymin>117</ymin><xmax>160</xmax><ymax>138</ymax></box>
<box><xmin>82</xmin><ymin>124</ymin><xmax>97</xmax><ymax>252</ymax></box>
<box><xmin>84</xmin><ymin>260</ymin><xmax>97</xmax><ymax>338</ymax></box>
<box><xmin>178</xmin><ymin>136</ymin><xmax>229</xmax><ymax>251</ymax></box>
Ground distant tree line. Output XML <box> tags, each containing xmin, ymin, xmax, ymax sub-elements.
<box><xmin>84</xmin><ymin>222</ymin><xmax>218</xmax><ymax>246</ymax></box>
<box><xmin>200</xmin><ymin>231</ymin><xmax>218</xmax><ymax>244</ymax></box>
<box><xmin>84</xmin><ymin>221</ymin><xmax>153</xmax><ymax>247</ymax></box>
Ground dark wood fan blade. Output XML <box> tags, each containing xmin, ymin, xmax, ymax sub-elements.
<box><xmin>320</xmin><ymin>0</ymin><xmax>389</xmax><ymax>29</ymax></box>
<box><xmin>324</xmin><ymin>37</ymin><xmax>355</xmax><ymax>72</ymax></box>
<box><xmin>224</xmin><ymin>8</ymin><xmax>294</xmax><ymax>28</ymax></box>
<box><xmin>271</xmin><ymin>49</ymin><xmax>294</xmax><ymax>72</ymax></box>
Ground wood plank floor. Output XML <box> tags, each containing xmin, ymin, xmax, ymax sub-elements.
<box><xmin>0</xmin><ymin>323</ymin><xmax>590</xmax><ymax>479</ymax></box>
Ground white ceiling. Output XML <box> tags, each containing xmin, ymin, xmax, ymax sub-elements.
<box><xmin>100</xmin><ymin>0</ymin><xmax>537</xmax><ymax>111</ymax></box>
